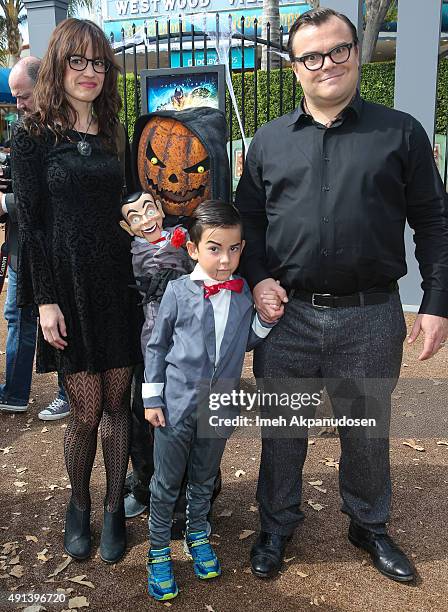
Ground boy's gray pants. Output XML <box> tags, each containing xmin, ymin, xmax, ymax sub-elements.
<box><xmin>149</xmin><ymin>410</ymin><xmax>227</xmax><ymax>549</ymax></box>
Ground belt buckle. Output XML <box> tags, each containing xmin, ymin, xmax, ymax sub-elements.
<box><xmin>311</xmin><ymin>293</ymin><xmax>332</xmax><ymax>308</ymax></box>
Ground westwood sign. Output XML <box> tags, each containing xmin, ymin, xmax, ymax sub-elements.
<box><xmin>105</xmin><ymin>0</ymin><xmax>303</xmax><ymax>21</ymax></box>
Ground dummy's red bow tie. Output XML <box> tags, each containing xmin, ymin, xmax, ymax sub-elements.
<box><xmin>149</xmin><ymin>236</ymin><xmax>165</xmax><ymax>245</ymax></box>
<box><xmin>203</xmin><ymin>278</ymin><xmax>244</xmax><ymax>299</ymax></box>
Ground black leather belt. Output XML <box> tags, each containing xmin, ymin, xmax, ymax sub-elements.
<box><xmin>287</xmin><ymin>282</ymin><xmax>398</xmax><ymax>308</ymax></box>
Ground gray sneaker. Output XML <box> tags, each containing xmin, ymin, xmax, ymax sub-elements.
<box><xmin>124</xmin><ymin>492</ymin><xmax>147</xmax><ymax>518</ymax></box>
<box><xmin>38</xmin><ymin>397</ymin><xmax>70</xmax><ymax>421</ymax></box>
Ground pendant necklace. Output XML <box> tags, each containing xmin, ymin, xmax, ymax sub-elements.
<box><xmin>74</xmin><ymin>112</ymin><xmax>94</xmax><ymax>157</ymax></box>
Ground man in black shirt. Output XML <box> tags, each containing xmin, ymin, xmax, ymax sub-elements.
<box><xmin>236</xmin><ymin>8</ymin><xmax>448</xmax><ymax>583</ymax></box>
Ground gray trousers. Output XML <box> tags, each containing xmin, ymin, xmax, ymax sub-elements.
<box><xmin>149</xmin><ymin>410</ymin><xmax>227</xmax><ymax>549</ymax></box>
<box><xmin>253</xmin><ymin>291</ymin><xmax>406</xmax><ymax>536</ymax></box>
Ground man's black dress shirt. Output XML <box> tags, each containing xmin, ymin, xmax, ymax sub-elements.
<box><xmin>235</xmin><ymin>93</ymin><xmax>448</xmax><ymax>317</ymax></box>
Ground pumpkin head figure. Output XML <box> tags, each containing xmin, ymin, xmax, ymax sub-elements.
<box><xmin>137</xmin><ymin>116</ymin><xmax>211</xmax><ymax>217</ymax></box>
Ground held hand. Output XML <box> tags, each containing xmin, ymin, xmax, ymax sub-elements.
<box><xmin>38</xmin><ymin>304</ymin><xmax>68</xmax><ymax>350</ymax></box>
<box><xmin>407</xmin><ymin>314</ymin><xmax>448</xmax><ymax>360</ymax></box>
<box><xmin>145</xmin><ymin>407</ymin><xmax>166</xmax><ymax>427</ymax></box>
<box><xmin>260</xmin><ymin>288</ymin><xmax>283</xmax><ymax>309</ymax></box>
<box><xmin>254</xmin><ymin>278</ymin><xmax>288</xmax><ymax>323</ymax></box>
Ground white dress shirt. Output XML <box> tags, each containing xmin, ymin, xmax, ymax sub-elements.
<box><xmin>190</xmin><ymin>263</ymin><xmax>232</xmax><ymax>365</ymax></box>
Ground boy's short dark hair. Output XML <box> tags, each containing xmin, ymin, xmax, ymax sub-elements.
<box><xmin>189</xmin><ymin>200</ymin><xmax>243</xmax><ymax>245</ymax></box>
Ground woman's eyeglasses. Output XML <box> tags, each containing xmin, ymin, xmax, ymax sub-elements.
<box><xmin>67</xmin><ymin>55</ymin><xmax>110</xmax><ymax>74</ymax></box>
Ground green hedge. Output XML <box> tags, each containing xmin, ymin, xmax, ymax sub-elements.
<box><xmin>437</xmin><ymin>59</ymin><xmax>448</xmax><ymax>134</ymax></box>
<box><xmin>121</xmin><ymin>58</ymin><xmax>448</xmax><ymax>140</ymax></box>
<box><xmin>359</xmin><ymin>60</ymin><xmax>395</xmax><ymax>109</ymax></box>
<box><xmin>118</xmin><ymin>73</ymin><xmax>140</xmax><ymax>140</ymax></box>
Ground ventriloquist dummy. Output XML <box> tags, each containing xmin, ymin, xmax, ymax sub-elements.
<box><xmin>123</xmin><ymin>108</ymin><xmax>230</xmax><ymax>536</ymax></box>
<box><xmin>120</xmin><ymin>191</ymin><xmax>192</xmax><ymax>355</ymax></box>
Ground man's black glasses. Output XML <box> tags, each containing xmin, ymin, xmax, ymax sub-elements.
<box><xmin>67</xmin><ymin>55</ymin><xmax>110</xmax><ymax>74</ymax></box>
<box><xmin>292</xmin><ymin>43</ymin><xmax>354</xmax><ymax>71</ymax></box>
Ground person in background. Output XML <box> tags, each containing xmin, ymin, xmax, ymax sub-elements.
<box><xmin>0</xmin><ymin>56</ymin><xmax>69</xmax><ymax>420</ymax></box>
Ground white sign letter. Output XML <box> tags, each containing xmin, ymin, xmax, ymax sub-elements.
<box><xmin>115</xmin><ymin>0</ymin><xmax>129</xmax><ymax>15</ymax></box>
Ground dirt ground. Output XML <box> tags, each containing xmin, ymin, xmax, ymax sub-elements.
<box><xmin>1</xmin><ymin>298</ymin><xmax>448</xmax><ymax>612</ymax></box>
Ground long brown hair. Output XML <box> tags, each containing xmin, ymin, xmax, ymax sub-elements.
<box><xmin>24</xmin><ymin>18</ymin><xmax>121</xmax><ymax>145</ymax></box>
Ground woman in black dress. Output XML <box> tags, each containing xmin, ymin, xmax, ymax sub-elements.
<box><xmin>11</xmin><ymin>19</ymin><xmax>141</xmax><ymax>563</ymax></box>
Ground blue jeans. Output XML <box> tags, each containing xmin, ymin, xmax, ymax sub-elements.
<box><xmin>0</xmin><ymin>268</ymin><xmax>66</xmax><ymax>405</ymax></box>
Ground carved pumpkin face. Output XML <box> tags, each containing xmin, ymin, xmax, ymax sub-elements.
<box><xmin>137</xmin><ymin>116</ymin><xmax>211</xmax><ymax>217</ymax></box>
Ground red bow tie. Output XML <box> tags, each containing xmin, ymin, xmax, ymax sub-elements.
<box><xmin>149</xmin><ymin>236</ymin><xmax>165</xmax><ymax>245</ymax></box>
<box><xmin>203</xmin><ymin>278</ymin><xmax>244</xmax><ymax>299</ymax></box>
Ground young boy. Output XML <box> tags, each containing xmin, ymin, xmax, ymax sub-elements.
<box><xmin>143</xmin><ymin>200</ymin><xmax>281</xmax><ymax>601</ymax></box>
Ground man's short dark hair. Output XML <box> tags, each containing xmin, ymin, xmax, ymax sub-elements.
<box><xmin>26</xmin><ymin>58</ymin><xmax>41</xmax><ymax>85</ymax></box>
<box><xmin>287</xmin><ymin>7</ymin><xmax>359</xmax><ymax>63</ymax></box>
<box><xmin>189</xmin><ymin>200</ymin><xmax>243</xmax><ymax>245</ymax></box>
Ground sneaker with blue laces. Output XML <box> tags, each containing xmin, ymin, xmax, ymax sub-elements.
<box><xmin>38</xmin><ymin>397</ymin><xmax>70</xmax><ymax>421</ymax></box>
<box><xmin>186</xmin><ymin>530</ymin><xmax>221</xmax><ymax>580</ymax></box>
<box><xmin>147</xmin><ymin>547</ymin><xmax>178</xmax><ymax>601</ymax></box>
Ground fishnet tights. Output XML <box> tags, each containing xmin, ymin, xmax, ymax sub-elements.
<box><xmin>63</xmin><ymin>367</ymin><xmax>132</xmax><ymax>512</ymax></box>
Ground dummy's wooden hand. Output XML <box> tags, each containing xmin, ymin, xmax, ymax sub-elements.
<box><xmin>145</xmin><ymin>407</ymin><xmax>166</xmax><ymax>427</ymax></box>
<box><xmin>38</xmin><ymin>303</ymin><xmax>68</xmax><ymax>350</ymax></box>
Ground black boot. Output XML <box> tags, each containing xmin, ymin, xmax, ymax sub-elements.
<box><xmin>64</xmin><ymin>498</ymin><xmax>91</xmax><ymax>561</ymax></box>
<box><xmin>100</xmin><ymin>502</ymin><xmax>126</xmax><ymax>564</ymax></box>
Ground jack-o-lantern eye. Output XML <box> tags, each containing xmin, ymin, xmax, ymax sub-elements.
<box><xmin>184</xmin><ymin>157</ymin><xmax>210</xmax><ymax>175</ymax></box>
<box><xmin>145</xmin><ymin>139</ymin><xmax>166</xmax><ymax>168</ymax></box>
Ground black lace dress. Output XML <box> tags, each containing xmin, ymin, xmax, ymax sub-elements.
<box><xmin>11</xmin><ymin>125</ymin><xmax>142</xmax><ymax>374</ymax></box>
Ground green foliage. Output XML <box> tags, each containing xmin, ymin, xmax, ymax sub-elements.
<box><xmin>67</xmin><ymin>0</ymin><xmax>93</xmax><ymax>17</ymax></box>
<box><xmin>384</xmin><ymin>0</ymin><xmax>398</xmax><ymax>23</ymax></box>
<box><xmin>122</xmin><ymin>57</ymin><xmax>448</xmax><ymax>140</ymax></box>
<box><xmin>118</xmin><ymin>73</ymin><xmax>140</xmax><ymax>140</ymax></box>
<box><xmin>0</xmin><ymin>16</ymin><xmax>8</xmax><ymax>66</ymax></box>
<box><xmin>359</xmin><ymin>60</ymin><xmax>395</xmax><ymax>109</ymax></box>
<box><xmin>436</xmin><ymin>58</ymin><xmax>448</xmax><ymax>134</ymax></box>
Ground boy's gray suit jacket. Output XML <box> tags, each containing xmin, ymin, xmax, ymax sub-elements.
<box><xmin>143</xmin><ymin>275</ymin><xmax>270</xmax><ymax>429</ymax></box>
